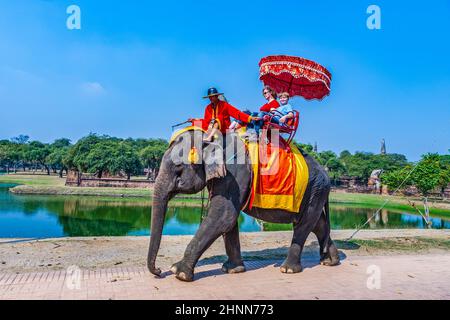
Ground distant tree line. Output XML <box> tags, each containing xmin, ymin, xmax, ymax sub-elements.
<box><xmin>1</xmin><ymin>135</ymin><xmax>449</xmax><ymax>196</ymax></box>
<box><xmin>293</xmin><ymin>142</ymin><xmax>409</xmax><ymax>181</ymax></box>
<box><xmin>293</xmin><ymin>142</ymin><xmax>450</xmax><ymax>198</ymax></box>
<box><xmin>0</xmin><ymin>134</ymin><xmax>167</xmax><ymax>180</ymax></box>
<box><xmin>381</xmin><ymin>153</ymin><xmax>450</xmax><ymax>197</ymax></box>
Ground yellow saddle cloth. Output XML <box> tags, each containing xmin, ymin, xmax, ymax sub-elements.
<box><xmin>246</xmin><ymin>136</ymin><xmax>309</xmax><ymax>213</ymax></box>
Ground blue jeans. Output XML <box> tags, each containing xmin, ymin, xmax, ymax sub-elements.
<box><xmin>253</xmin><ymin>112</ymin><xmax>267</xmax><ymax>134</ymax></box>
<box><xmin>244</xmin><ymin>110</ymin><xmax>282</xmax><ymax>135</ymax></box>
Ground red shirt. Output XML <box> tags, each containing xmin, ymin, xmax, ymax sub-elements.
<box><xmin>260</xmin><ymin>99</ymin><xmax>280</xmax><ymax>112</ymax></box>
<box><xmin>202</xmin><ymin>101</ymin><xmax>252</xmax><ymax>133</ymax></box>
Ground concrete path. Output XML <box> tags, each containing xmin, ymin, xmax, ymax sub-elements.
<box><xmin>1</xmin><ymin>253</ymin><xmax>449</xmax><ymax>300</ymax></box>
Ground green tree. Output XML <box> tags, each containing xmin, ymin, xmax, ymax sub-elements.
<box><xmin>339</xmin><ymin>151</ymin><xmax>374</xmax><ymax>180</ymax></box>
<box><xmin>139</xmin><ymin>140</ymin><xmax>167</xmax><ymax>179</ymax></box>
<box><xmin>438</xmin><ymin>168</ymin><xmax>450</xmax><ymax>196</ymax></box>
<box><xmin>46</xmin><ymin>139</ymin><xmax>72</xmax><ymax>178</ymax></box>
<box><xmin>372</xmin><ymin>153</ymin><xmax>408</xmax><ymax>172</ymax></box>
<box><xmin>339</xmin><ymin>151</ymin><xmax>408</xmax><ymax>181</ymax></box>
<box><xmin>110</xmin><ymin>141</ymin><xmax>143</xmax><ymax>180</ymax></box>
<box><xmin>10</xmin><ymin>135</ymin><xmax>30</xmax><ymax>145</ymax></box>
<box><xmin>411</xmin><ymin>153</ymin><xmax>441</xmax><ymax>197</ymax></box>
<box><xmin>64</xmin><ymin>135</ymin><xmax>149</xmax><ymax>179</ymax></box>
<box><xmin>84</xmin><ymin>140</ymin><xmax>117</xmax><ymax>178</ymax></box>
<box><xmin>52</xmin><ymin>138</ymin><xmax>71</xmax><ymax>149</ymax></box>
<box><xmin>381</xmin><ymin>165</ymin><xmax>413</xmax><ymax>191</ymax></box>
<box><xmin>64</xmin><ymin>134</ymin><xmax>104</xmax><ymax>173</ymax></box>
<box><xmin>293</xmin><ymin>141</ymin><xmax>314</xmax><ymax>154</ymax></box>
<box><xmin>24</xmin><ymin>141</ymin><xmax>51</xmax><ymax>174</ymax></box>
<box><xmin>0</xmin><ymin>140</ymin><xmax>25</xmax><ymax>173</ymax></box>
<box><xmin>339</xmin><ymin>150</ymin><xmax>351</xmax><ymax>159</ymax></box>
<box><xmin>324</xmin><ymin>157</ymin><xmax>346</xmax><ymax>181</ymax></box>
<box><xmin>0</xmin><ymin>142</ymin><xmax>11</xmax><ymax>173</ymax></box>
<box><xmin>312</xmin><ymin>150</ymin><xmax>345</xmax><ymax>181</ymax></box>
<box><xmin>438</xmin><ymin>155</ymin><xmax>450</xmax><ymax>196</ymax></box>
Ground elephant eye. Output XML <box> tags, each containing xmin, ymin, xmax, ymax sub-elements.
<box><xmin>174</xmin><ymin>164</ymin><xmax>183</xmax><ymax>175</ymax></box>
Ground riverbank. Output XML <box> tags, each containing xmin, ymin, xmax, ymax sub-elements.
<box><xmin>0</xmin><ymin>174</ymin><xmax>200</xmax><ymax>207</ymax></box>
<box><xmin>1</xmin><ymin>174</ymin><xmax>450</xmax><ymax>215</ymax></box>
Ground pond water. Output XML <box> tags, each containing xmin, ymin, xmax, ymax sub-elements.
<box><xmin>0</xmin><ymin>183</ymin><xmax>449</xmax><ymax>238</ymax></box>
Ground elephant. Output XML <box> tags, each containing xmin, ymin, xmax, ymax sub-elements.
<box><xmin>147</xmin><ymin>129</ymin><xmax>340</xmax><ymax>282</ymax></box>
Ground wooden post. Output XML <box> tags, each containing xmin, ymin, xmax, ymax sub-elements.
<box><xmin>424</xmin><ymin>197</ymin><xmax>431</xmax><ymax>228</ymax></box>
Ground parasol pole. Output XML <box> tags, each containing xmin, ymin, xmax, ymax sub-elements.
<box><xmin>287</xmin><ymin>76</ymin><xmax>294</xmax><ymax>95</ymax></box>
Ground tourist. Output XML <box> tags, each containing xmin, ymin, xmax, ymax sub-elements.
<box><xmin>273</xmin><ymin>92</ymin><xmax>294</xmax><ymax>125</ymax></box>
<box><xmin>259</xmin><ymin>85</ymin><xmax>280</xmax><ymax>112</ymax></box>
<box><xmin>201</xmin><ymin>87</ymin><xmax>258</xmax><ymax>142</ymax></box>
<box><xmin>253</xmin><ymin>86</ymin><xmax>280</xmax><ymax>134</ymax></box>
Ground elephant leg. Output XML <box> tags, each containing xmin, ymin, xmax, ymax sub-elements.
<box><xmin>280</xmin><ymin>199</ymin><xmax>325</xmax><ymax>274</ymax></box>
<box><xmin>171</xmin><ymin>199</ymin><xmax>239</xmax><ymax>281</ymax></box>
<box><xmin>221</xmin><ymin>222</ymin><xmax>246</xmax><ymax>274</ymax></box>
<box><xmin>313</xmin><ymin>213</ymin><xmax>340</xmax><ymax>266</ymax></box>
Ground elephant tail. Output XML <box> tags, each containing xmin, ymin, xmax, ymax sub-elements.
<box><xmin>323</xmin><ymin>198</ymin><xmax>332</xmax><ymax>253</ymax></box>
<box><xmin>323</xmin><ymin>198</ymin><xmax>330</xmax><ymax>222</ymax></box>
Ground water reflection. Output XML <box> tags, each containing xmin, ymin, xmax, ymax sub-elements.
<box><xmin>0</xmin><ymin>184</ymin><xmax>449</xmax><ymax>238</ymax></box>
<box><xmin>263</xmin><ymin>204</ymin><xmax>450</xmax><ymax>231</ymax></box>
<box><xmin>0</xmin><ymin>184</ymin><xmax>260</xmax><ymax>237</ymax></box>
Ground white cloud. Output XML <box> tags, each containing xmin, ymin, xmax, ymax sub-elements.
<box><xmin>2</xmin><ymin>67</ymin><xmax>45</xmax><ymax>84</ymax></box>
<box><xmin>81</xmin><ymin>82</ymin><xmax>106</xmax><ymax>95</ymax></box>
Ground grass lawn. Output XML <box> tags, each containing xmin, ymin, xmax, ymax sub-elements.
<box><xmin>0</xmin><ymin>174</ymin><xmax>201</xmax><ymax>201</ymax></box>
<box><xmin>335</xmin><ymin>237</ymin><xmax>450</xmax><ymax>252</ymax></box>
<box><xmin>330</xmin><ymin>192</ymin><xmax>450</xmax><ymax>217</ymax></box>
<box><xmin>0</xmin><ymin>174</ymin><xmax>66</xmax><ymax>187</ymax></box>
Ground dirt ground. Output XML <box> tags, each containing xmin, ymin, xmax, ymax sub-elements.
<box><xmin>0</xmin><ymin>229</ymin><xmax>449</xmax><ymax>273</ymax></box>
<box><xmin>0</xmin><ymin>229</ymin><xmax>449</xmax><ymax>299</ymax></box>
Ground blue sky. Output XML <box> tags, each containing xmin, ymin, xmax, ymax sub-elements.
<box><xmin>0</xmin><ymin>0</ymin><xmax>449</xmax><ymax>161</ymax></box>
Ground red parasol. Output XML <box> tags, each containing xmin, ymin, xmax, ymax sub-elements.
<box><xmin>259</xmin><ymin>55</ymin><xmax>332</xmax><ymax>100</ymax></box>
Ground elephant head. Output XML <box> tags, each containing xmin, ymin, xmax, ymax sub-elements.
<box><xmin>147</xmin><ymin>129</ymin><xmax>227</xmax><ymax>276</ymax></box>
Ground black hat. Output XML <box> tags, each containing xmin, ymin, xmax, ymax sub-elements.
<box><xmin>203</xmin><ymin>87</ymin><xmax>224</xmax><ymax>99</ymax></box>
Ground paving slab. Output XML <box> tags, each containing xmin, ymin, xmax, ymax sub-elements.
<box><xmin>1</xmin><ymin>253</ymin><xmax>449</xmax><ymax>300</ymax></box>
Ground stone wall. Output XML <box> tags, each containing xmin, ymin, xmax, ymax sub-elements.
<box><xmin>65</xmin><ymin>170</ymin><xmax>153</xmax><ymax>188</ymax></box>
<box><xmin>65</xmin><ymin>170</ymin><xmax>80</xmax><ymax>186</ymax></box>
<box><xmin>79</xmin><ymin>178</ymin><xmax>153</xmax><ymax>189</ymax></box>
<box><xmin>445</xmin><ymin>187</ymin><xmax>450</xmax><ymax>198</ymax></box>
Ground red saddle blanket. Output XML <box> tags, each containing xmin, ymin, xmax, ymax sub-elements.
<box><xmin>246</xmin><ymin>136</ymin><xmax>309</xmax><ymax>213</ymax></box>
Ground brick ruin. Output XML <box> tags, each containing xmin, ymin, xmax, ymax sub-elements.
<box><xmin>65</xmin><ymin>170</ymin><xmax>153</xmax><ymax>189</ymax></box>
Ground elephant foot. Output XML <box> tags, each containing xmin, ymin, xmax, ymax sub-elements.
<box><xmin>170</xmin><ymin>261</ymin><xmax>194</xmax><ymax>282</ymax></box>
<box><xmin>221</xmin><ymin>260</ymin><xmax>246</xmax><ymax>274</ymax></box>
<box><xmin>280</xmin><ymin>260</ymin><xmax>303</xmax><ymax>274</ymax></box>
<box><xmin>320</xmin><ymin>243</ymin><xmax>340</xmax><ymax>266</ymax></box>
<box><xmin>320</xmin><ymin>255</ymin><xmax>340</xmax><ymax>266</ymax></box>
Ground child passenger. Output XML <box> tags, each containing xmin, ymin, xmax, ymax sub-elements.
<box><xmin>272</xmin><ymin>92</ymin><xmax>294</xmax><ymax>125</ymax></box>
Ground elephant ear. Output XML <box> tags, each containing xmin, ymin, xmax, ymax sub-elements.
<box><xmin>203</xmin><ymin>141</ymin><xmax>226</xmax><ymax>182</ymax></box>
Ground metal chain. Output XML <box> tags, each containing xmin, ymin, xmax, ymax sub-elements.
<box><xmin>345</xmin><ymin>161</ymin><xmax>421</xmax><ymax>241</ymax></box>
<box><xmin>405</xmin><ymin>199</ymin><xmax>432</xmax><ymax>227</ymax></box>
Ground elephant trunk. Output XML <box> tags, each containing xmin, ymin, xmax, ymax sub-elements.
<box><xmin>147</xmin><ymin>172</ymin><xmax>171</xmax><ymax>276</ymax></box>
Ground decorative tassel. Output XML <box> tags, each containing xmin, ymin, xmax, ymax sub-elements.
<box><xmin>188</xmin><ymin>147</ymin><xmax>199</xmax><ymax>164</ymax></box>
